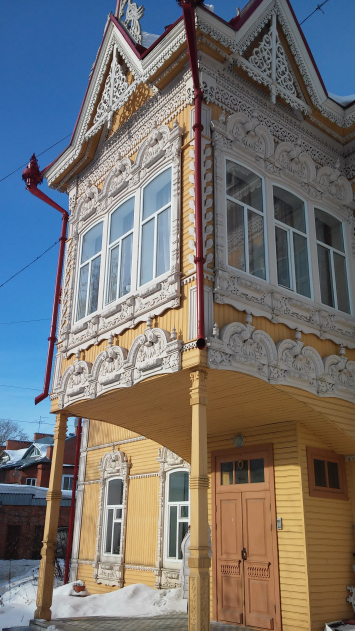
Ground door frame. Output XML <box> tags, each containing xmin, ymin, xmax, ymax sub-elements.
<box><xmin>211</xmin><ymin>443</ymin><xmax>282</xmax><ymax>631</ymax></box>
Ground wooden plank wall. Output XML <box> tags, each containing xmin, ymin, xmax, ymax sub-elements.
<box><xmin>298</xmin><ymin>422</ymin><xmax>354</xmax><ymax>630</ymax></box>
<box><xmin>208</xmin><ymin>421</ymin><xmax>311</xmax><ymax>631</ymax></box>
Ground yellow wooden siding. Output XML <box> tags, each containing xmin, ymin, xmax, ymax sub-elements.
<box><xmin>77</xmin><ymin>563</ymin><xmax>119</xmax><ymax>594</ymax></box>
<box><xmin>124</xmin><ymin>569</ymin><xmax>156</xmax><ymax>588</ymax></box>
<box><xmin>298</xmin><ymin>422</ymin><xmax>354</xmax><ymax>630</ymax></box>
<box><xmin>207</xmin><ymin>422</ymin><xmax>311</xmax><ymax>631</ymax></box>
<box><xmin>85</xmin><ymin>439</ymin><xmax>160</xmax><ymax>481</ymax></box>
<box><xmin>125</xmin><ymin>476</ymin><xmax>160</xmax><ymax>567</ymax></box>
<box><xmin>79</xmin><ymin>483</ymin><xmax>100</xmax><ymax>561</ymax></box>
<box><xmin>88</xmin><ymin>419</ymin><xmax>140</xmax><ymax>447</ymax></box>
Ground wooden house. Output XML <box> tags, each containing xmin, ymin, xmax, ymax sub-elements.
<box><xmin>28</xmin><ymin>0</ymin><xmax>355</xmax><ymax>629</ymax></box>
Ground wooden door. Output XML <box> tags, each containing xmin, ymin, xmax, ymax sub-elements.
<box><xmin>213</xmin><ymin>445</ymin><xmax>281</xmax><ymax>631</ymax></box>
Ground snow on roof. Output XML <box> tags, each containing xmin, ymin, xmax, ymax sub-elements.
<box><xmin>328</xmin><ymin>93</ymin><xmax>355</xmax><ymax>107</ymax></box>
<box><xmin>1</xmin><ymin>448</ymin><xmax>28</xmax><ymax>463</ymax></box>
<box><xmin>0</xmin><ymin>483</ymin><xmax>72</xmax><ymax>499</ymax></box>
<box><xmin>142</xmin><ymin>32</ymin><xmax>159</xmax><ymax>48</ymax></box>
<box><xmin>33</xmin><ymin>443</ymin><xmax>52</xmax><ymax>457</ymax></box>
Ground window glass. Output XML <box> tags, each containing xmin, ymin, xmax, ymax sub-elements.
<box><xmin>107</xmin><ymin>245</ymin><xmax>120</xmax><ymax>305</ymax></box>
<box><xmin>143</xmin><ymin>169</ymin><xmax>171</xmax><ymax>220</ymax></box>
<box><xmin>169</xmin><ymin>506</ymin><xmax>177</xmax><ymax>557</ymax></box>
<box><xmin>169</xmin><ymin>471</ymin><xmax>189</xmax><ymax>502</ymax></box>
<box><xmin>227</xmin><ymin>200</ymin><xmax>245</xmax><ymax>271</ymax></box>
<box><xmin>226</xmin><ymin>161</ymin><xmax>263</xmax><ymax>212</ymax></box>
<box><xmin>120</xmin><ymin>234</ymin><xmax>133</xmax><ymax>297</ymax></box>
<box><xmin>107</xmin><ymin>478</ymin><xmax>123</xmax><ymax>505</ymax></box>
<box><xmin>250</xmin><ymin>458</ymin><xmax>265</xmax><ymax>483</ymax></box>
<box><xmin>315</xmin><ymin>209</ymin><xmax>344</xmax><ymax>252</ymax></box>
<box><xmin>178</xmin><ymin>522</ymin><xmax>188</xmax><ymax>559</ymax></box>
<box><xmin>314</xmin><ymin>459</ymin><xmax>327</xmax><ymax>487</ymax></box>
<box><xmin>248</xmin><ymin>210</ymin><xmax>266</xmax><ymax>279</ymax></box>
<box><xmin>333</xmin><ymin>253</ymin><xmax>350</xmax><ymax>314</ymax></box>
<box><xmin>275</xmin><ymin>226</ymin><xmax>290</xmax><ymax>289</ymax></box>
<box><xmin>221</xmin><ymin>462</ymin><xmax>233</xmax><ymax>485</ymax></box>
<box><xmin>156</xmin><ymin>207</ymin><xmax>171</xmax><ymax>276</ymax></box>
<box><xmin>81</xmin><ymin>223</ymin><xmax>103</xmax><ymax>264</ymax></box>
<box><xmin>317</xmin><ymin>245</ymin><xmax>334</xmax><ymax>307</ymax></box>
<box><xmin>105</xmin><ymin>509</ymin><xmax>114</xmax><ymax>553</ymax></box>
<box><xmin>274</xmin><ymin>187</ymin><xmax>306</xmax><ymax>233</ymax></box>
<box><xmin>77</xmin><ymin>265</ymin><xmax>89</xmax><ymax>320</ymax></box>
<box><xmin>235</xmin><ymin>460</ymin><xmax>248</xmax><ymax>484</ymax></box>
<box><xmin>140</xmin><ymin>219</ymin><xmax>155</xmax><ymax>285</ymax></box>
<box><xmin>293</xmin><ymin>233</ymin><xmax>311</xmax><ymax>298</ymax></box>
<box><xmin>181</xmin><ymin>506</ymin><xmax>189</xmax><ymax>518</ymax></box>
<box><xmin>112</xmin><ymin>522</ymin><xmax>121</xmax><ymax>555</ymax></box>
<box><xmin>327</xmin><ymin>461</ymin><xmax>340</xmax><ymax>489</ymax></box>
<box><xmin>110</xmin><ymin>198</ymin><xmax>134</xmax><ymax>244</ymax></box>
<box><xmin>88</xmin><ymin>255</ymin><xmax>101</xmax><ymax>314</ymax></box>
<box><xmin>104</xmin><ymin>478</ymin><xmax>124</xmax><ymax>556</ymax></box>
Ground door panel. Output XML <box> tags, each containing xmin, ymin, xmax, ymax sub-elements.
<box><xmin>243</xmin><ymin>491</ymin><xmax>274</xmax><ymax>630</ymax></box>
<box><xmin>216</xmin><ymin>494</ymin><xmax>243</xmax><ymax>624</ymax></box>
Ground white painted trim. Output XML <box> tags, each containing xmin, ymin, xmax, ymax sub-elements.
<box><xmin>70</xmin><ymin>418</ymin><xmax>89</xmax><ymax>582</ymax></box>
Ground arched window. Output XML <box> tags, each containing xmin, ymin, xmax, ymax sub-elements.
<box><xmin>140</xmin><ymin>169</ymin><xmax>172</xmax><ymax>286</ymax></box>
<box><xmin>76</xmin><ymin>222</ymin><xmax>103</xmax><ymax>320</ymax></box>
<box><xmin>315</xmin><ymin>208</ymin><xmax>350</xmax><ymax>313</ymax></box>
<box><xmin>105</xmin><ymin>198</ymin><xmax>134</xmax><ymax>305</ymax></box>
<box><xmin>103</xmin><ymin>477</ymin><xmax>124</xmax><ymax>556</ymax></box>
<box><xmin>165</xmin><ymin>470</ymin><xmax>189</xmax><ymax>561</ymax></box>
<box><xmin>273</xmin><ymin>186</ymin><xmax>311</xmax><ymax>298</ymax></box>
<box><xmin>226</xmin><ymin>160</ymin><xmax>266</xmax><ymax>280</ymax></box>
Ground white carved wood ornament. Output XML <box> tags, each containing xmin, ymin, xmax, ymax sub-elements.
<box><xmin>208</xmin><ymin>317</ymin><xmax>355</xmax><ymax>403</ymax></box>
<box><xmin>55</xmin><ymin>324</ymin><xmax>183</xmax><ymax>409</ymax></box>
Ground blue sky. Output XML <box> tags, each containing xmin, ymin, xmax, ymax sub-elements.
<box><xmin>0</xmin><ymin>0</ymin><xmax>354</xmax><ymax>441</ymax></box>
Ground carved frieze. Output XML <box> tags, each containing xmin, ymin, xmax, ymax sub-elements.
<box><xmin>207</xmin><ymin>318</ymin><xmax>355</xmax><ymax>403</ymax></box>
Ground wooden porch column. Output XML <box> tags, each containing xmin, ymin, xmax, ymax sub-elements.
<box><xmin>35</xmin><ymin>412</ymin><xmax>68</xmax><ymax>620</ymax></box>
<box><xmin>189</xmin><ymin>370</ymin><xmax>210</xmax><ymax>631</ymax></box>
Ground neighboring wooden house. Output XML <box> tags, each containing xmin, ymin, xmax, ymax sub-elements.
<box><xmin>0</xmin><ymin>433</ymin><xmax>77</xmax><ymax>489</ymax></box>
<box><xmin>27</xmin><ymin>0</ymin><xmax>355</xmax><ymax>629</ymax></box>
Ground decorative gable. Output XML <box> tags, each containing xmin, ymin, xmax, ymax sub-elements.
<box><xmin>118</xmin><ymin>0</ymin><xmax>145</xmax><ymax>45</ymax></box>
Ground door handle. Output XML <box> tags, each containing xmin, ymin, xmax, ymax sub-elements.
<box><xmin>241</xmin><ymin>548</ymin><xmax>247</xmax><ymax>560</ymax></box>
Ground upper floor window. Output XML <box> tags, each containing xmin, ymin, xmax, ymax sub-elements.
<box><xmin>226</xmin><ymin>160</ymin><xmax>266</xmax><ymax>280</ymax></box>
<box><xmin>62</xmin><ymin>474</ymin><xmax>74</xmax><ymax>491</ymax></box>
<box><xmin>103</xmin><ymin>477</ymin><xmax>124</xmax><ymax>556</ymax></box>
<box><xmin>273</xmin><ymin>187</ymin><xmax>311</xmax><ymax>298</ymax></box>
<box><xmin>26</xmin><ymin>478</ymin><xmax>36</xmax><ymax>486</ymax></box>
<box><xmin>315</xmin><ymin>209</ymin><xmax>350</xmax><ymax>314</ymax></box>
<box><xmin>166</xmin><ymin>470</ymin><xmax>189</xmax><ymax>561</ymax></box>
<box><xmin>140</xmin><ymin>169</ymin><xmax>172</xmax><ymax>286</ymax></box>
<box><xmin>105</xmin><ymin>198</ymin><xmax>134</xmax><ymax>305</ymax></box>
<box><xmin>76</xmin><ymin>222</ymin><xmax>103</xmax><ymax>320</ymax></box>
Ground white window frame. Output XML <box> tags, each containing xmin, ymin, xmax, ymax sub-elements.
<box><xmin>273</xmin><ymin>184</ymin><xmax>313</xmax><ymax>299</ymax></box>
<box><xmin>225</xmin><ymin>157</ymin><xmax>269</xmax><ymax>283</ymax></box>
<box><xmin>138</xmin><ymin>166</ymin><xmax>173</xmax><ymax>288</ymax></box>
<box><xmin>26</xmin><ymin>478</ymin><xmax>36</xmax><ymax>486</ymax></box>
<box><xmin>102</xmin><ymin>476</ymin><xmax>124</xmax><ymax>559</ymax></box>
<box><xmin>164</xmin><ymin>468</ymin><xmax>190</xmax><ymax>570</ymax></box>
<box><xmin>315</xmin><ymin>207</ymin><xmax>351</xmax><ymax>314</ymax></box>
<box><xmin>61</xmin><ymin>474</ymin><xmax>74</xmax><ymax>491</ymax></box>
<box><xmin>104</xmin><ymin>197</ymin><xmax>135</xmax><ymax>306</ymax></box>
<box><xmin>75</xmin><ymin>221</ymin><xmax>104</xmax><ymax>322</ymax></box>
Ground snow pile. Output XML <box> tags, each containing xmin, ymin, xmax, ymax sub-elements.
<box><xmin>328</xmin><ymin>93</ymin><xmax>355</xmax><ymax>107</ymax></box>
<box><xmin>0</xmin><ymin>575</ymin><xmax>186</xmax><ymax>629</ymax></box>
<box><xmin>52</xmin><ymin>582</ymin><xmax>187</xmax><ymax>618</ymax></box>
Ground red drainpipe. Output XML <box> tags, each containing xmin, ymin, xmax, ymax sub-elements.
<box><xmin>179</xmin><ymin>0</ymin><xmax>206</xmax><ymax>350</ymax></box>
<box><xmin>64</xmin><ymin>417</ymin><xmax>82</xmax><ymax>584</ymax></box>
<box><xmin>22</xmin><ymin>154</ymin><xmax>69</xmax><ymax>405</ymax></box>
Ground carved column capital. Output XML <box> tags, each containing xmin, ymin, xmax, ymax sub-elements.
<box><xmin>190</xmin><ymin>370</ymin><xmax>208</xmax><ymax>406</ymax></box>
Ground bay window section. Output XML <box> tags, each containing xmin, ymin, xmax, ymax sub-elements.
<box><xmin>226</xmin><ymin>160</ymin><xmax>266</xmax><ymax>280</ymax></box>
<box><xmin>104</xmin><ymin>478</ymin><xmax>123</xmax><ymax>556</ymax></box>
<box><xmin>140</xmin><ymin>169</ymin><xmax>172</xmax><ymax>286</ymax></box>
<box><xmin>76</xmin><ymin>222</ymin><xmax>103</xmax><ymax>321</ymax></box>
<box><xmin>166</xmin><ymin>470</ymin><xmax>189</xmax><ymax>561</ymax></box>
<box><xmin>315</xmin><ymin>208</ymin><xmax>350</xmax><ymax>313</ymax></box>
<box><xmin>105</xmin><ymin>198</ymin><xmax>134</xmax><ymax>305</ymax></box>
<box><xmin>273</xmin><ymin>187</ymin><xmax>311</xmax><ymax>298</ymax></box>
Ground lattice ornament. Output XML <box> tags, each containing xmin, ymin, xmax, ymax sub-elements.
<box><xmin>93</xmin><ymin>45</ymin><xmax>129</xmax><ymax>127</ymax></box>
<box><xmin>119</xmin><ymin>0</ymin><xmax>144</xmax><ymax>45</ymax></box>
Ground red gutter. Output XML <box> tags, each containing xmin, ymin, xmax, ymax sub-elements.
<box><xmin>64</xmin><ymin>418</ymin><xmax>82</xmax><ymax>584</ymax></box>
<box><xmin>179</xmin><ymin>0</ymin><xmax>205</xmax><ymax>350</ymax></box>
<box><xmin>22</xmin><ymin>154</ymin><xmax>69</xmax><ymax>405</ymax></box>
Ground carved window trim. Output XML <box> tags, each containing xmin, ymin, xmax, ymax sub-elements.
<box><xmin>74</xmin><ymin>221</ymin><xmax>104</xmax><ymax>325</ymax></box>
<box><xmin>163</xmin><ymin>468</ymin><xmax>190</xmax><ymax>569</ymax></box>
<box><xmin>307</xmin><ymin>446</ymin><xmax>348</xmax><ymax>500</ymax></box>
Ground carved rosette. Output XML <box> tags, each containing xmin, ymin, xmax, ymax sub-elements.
<box><xmin>207</xmin><ymin>319</ymin><xmax>355</xmax><ymax>403</ymax></box>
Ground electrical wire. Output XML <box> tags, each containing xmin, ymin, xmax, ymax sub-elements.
<box><xmin>0</xmin><ymin>239</ymin><xmax>59</xmax><ymax>289</ymax></box>
<box><xmin>0</xmin><ymin>318</ymin><xmax>51</xmax><ymax>325</ymax></box>
<box><xmin>300</xmin><ymin>0</ymin><xmax>330</xmax><ymax>25</ymax></box>
<box><xmin>0</xmin><ymin>133</ymin><xmax>72</xmax><ymax>184</ymax></box>
<box><xmin>0</xmin><ymin>385</ymin><xmax>41</xmax><ymax>392</ymax></box>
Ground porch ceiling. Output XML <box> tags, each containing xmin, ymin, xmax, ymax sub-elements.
<box><xmin>60</xmin><ymin>367</ymin><xmax>355</xmax><ymax>460</ymax></box>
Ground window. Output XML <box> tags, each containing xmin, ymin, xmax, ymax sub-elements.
<box><xmin>166</xmin><ymin>471</ymin><xmax>189</xmax><ymax>561</ymax></box>
<box><xmin>103</xmin><ymin>478</ymin><xmax>124</xmax><ymax>556</ymax></box>
<box><xmin>76</xmin><ymin>222</ymin><xmax>103</xmax><ymax>320</ymax></box>
<box><xmin>226</xmin><ymin>160</ymin><xmax>266</xmax><ymax>280</ymax></box>
<box><xmin>26</xmin><ymin>446</ymin><xmax>41</xmax><ymax>458</ymax></box>
<box><xmin>140</xmin><ymin>169</ymin><xmax>172</xmax><ymax>286</ymax></box>
<box><xmin>307</xmin><ymin>447</ymin><xmax>348</xmax><ymax>500</ymax></box>
<box><xmin>315</xmin><ymin>209</ymin><xmax>350</xmax><ymax>314</ymax></box>
<box><xmin>105</xmin><ymin>198</ymin><xmax>134</xmax><ymax>305</ymax></box>
<box><xmin>221</xmin><ymin>457</ymin><xmax>265</xmax><ymax>485</ymax></box>
<box><xmin>273</xmin><ymin>187</ymin><xmax>311</xmax><ymax>298</ymax></box>
<box><xmin>62</xmin><ymin>475</ymin><xmax>74</xmax><ymax>491</ymax></box>
<box><xmin>26</xmin><ymin>478</ymin><xmax>36</xmax><ymax>486</ymax></box>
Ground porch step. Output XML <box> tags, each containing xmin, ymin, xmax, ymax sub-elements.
<box><xmin>28</xmin><ymin>615</ymin><xmax>256</xmax><ymax>630</ymax></box>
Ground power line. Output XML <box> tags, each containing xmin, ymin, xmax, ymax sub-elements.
<box><xmin>0</xmin><ymin>318</ymin><xmax>51</xmax><ymax>325</ymax></box>
<box><xmin>0</xmin><ymin>385</ymin><xmax>40</xmax><ymax>392</ymax></box>
<box><xmin>0</xmin><ymin>239</ymin><xmax>59</xmax><ymax>289</ymax></box>
<box><xmin>0</xmin><ymin>133</ymin><xmax>72</xmax><ymax>184</ymax></box>
<box><xmin>300</xmin><ymin>0</ymin><xmax>330</xmax><ymax>25</ymax></box>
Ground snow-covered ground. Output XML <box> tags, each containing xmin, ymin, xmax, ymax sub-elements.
<box><xmin>0</xmin><ymin>561</ymin><xmax>186</xmax><ymax>629</ymax></box>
